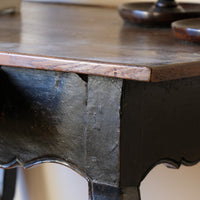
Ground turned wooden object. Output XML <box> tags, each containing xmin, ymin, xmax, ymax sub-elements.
<box><xmin>118</xmin><ymin>0</ymin><xmax>200</xmax><ymax>26</ymax></box>
<box><xmin>172</xmin><ymin>18</ymin><xmax>200</xmax><ymax>43</ymax></box>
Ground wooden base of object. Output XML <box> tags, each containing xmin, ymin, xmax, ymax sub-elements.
<box><xmin>0</xmin><ymin>0</ymin><xmax>21</xmax><ymax>13</ymax></box>
<box><xmin>172</xmin><ymin>18</ymin><xmax>200</xmax><ymax>43</ymax></box>
<box><xmin>118</xmin><ymin>2</ymin><xmax>200</xmax><ymax>27</ymax></box>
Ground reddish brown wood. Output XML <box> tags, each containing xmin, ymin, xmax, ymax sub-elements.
<box><xmin>0</xmin><ymin>52</ymin><xmax>151</xmax><ymax>81</ymax></box>
<box><xmin>0</xmin><ymin>2</ymin><xmax>199</xmax><ymax>82</ymax></box>
<box><xmin>172</xmin><ymin>18</ymin><xmax>200</xmax><ymax>43</ymax></box>
<box><xmin>151</xmin><ymin>61</ymin><xmax>200</xmax><ymax>82</ymax></box>
<box><xmin>118</xmin><ymin>2</ymin><xmax>200</xmax><ymax>27</ymax></box>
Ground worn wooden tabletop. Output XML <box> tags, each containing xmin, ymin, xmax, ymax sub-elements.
<box><xmin>0</xmin><ymin>2</ymin><xmax>200</xmax><ymax>82</ymax></box>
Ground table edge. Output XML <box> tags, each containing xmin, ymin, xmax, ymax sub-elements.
<box><xmin>151</xmin><ymin>61</ymin><xmax>200</xmax><ymax>82</ymax></box>
<box><xmin>0</xmin><ymin>51</ymin><xmax>151</xmax><ymax>81</ymax></box>
<box><xmin>0</xmin><ymin>51</ymin><xmax>200</xmax><ymax>82</ymax></box>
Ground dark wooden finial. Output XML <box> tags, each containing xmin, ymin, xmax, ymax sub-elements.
<box><xmin>149</xmin><ymin>0</ymin><xmax>184</xmax><ymax>13</ymax></box>
<box><xmin>156</xmin><ymin>0</ymin><xmax>177</xmax><ymax>8</ymax></box>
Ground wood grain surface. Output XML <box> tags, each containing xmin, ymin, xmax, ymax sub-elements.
<box><xmin>121</xmin><ymin>76</ymin><xmax>200</xmax><ymax>187</ymax></box>
<box><xmin>0</xmin><ymin>2</ymin><xmax>200</xmax><ymax>81</ymax></box>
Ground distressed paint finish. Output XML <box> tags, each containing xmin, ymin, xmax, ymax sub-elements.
<box><xmin>1</xmin><ymin>2</ymin><xmax>200</xmax><ymax>200</ymax></box>
<box><xmin>92</xmin><ymin>183</ymin><xmax>121</xmax><ymax>200</ymax></box>
<box><xmin>0</xmin><ymin>66</ymin><xmax>123</xmax><ymax>199</ymax></box>
<box><xmin>0</xmin><ymin>66</ymin><xmax>87</xmax><ymax>168</ymax></box>
<box><xmin>86</xmin><ymin>76</ymin><xmax>122</xmax><ymax>186</ymax></box>
<box><xmin>2</xmin><ymin>66</ymin><xmax>200</xmax><ymax>200</ymax></box>
<box><xmin>121</xmin><ymin>76</ymin><xmax>200</xmax><ymax>199</ymax></box>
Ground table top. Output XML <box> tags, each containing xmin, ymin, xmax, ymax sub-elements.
<box><xmin>0</xmin><ymin>2</ymin><xmax>200</xmax><ymax>82</ymax></box>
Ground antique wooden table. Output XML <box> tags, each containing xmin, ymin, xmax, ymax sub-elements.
<box><xmin>1</xmin><ymin>2</ymin><xmax>200</xmax><ymax>200</ymax></box>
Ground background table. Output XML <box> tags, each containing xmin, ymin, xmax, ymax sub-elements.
<box><xmin>1</xmin><ymin>2</ymin><xmax>200</xmax><ymax>200</ymax></box>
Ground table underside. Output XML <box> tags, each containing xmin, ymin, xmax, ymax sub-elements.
<box><xmin>0</xmin><ymin>66</ymin><xmax>200</xmax><ymax>199</ymax></box>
